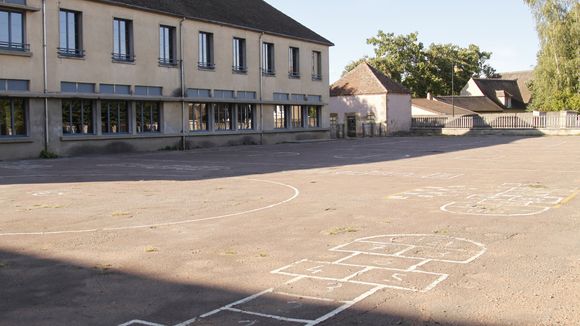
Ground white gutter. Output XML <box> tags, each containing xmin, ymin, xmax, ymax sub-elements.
<box><xmin>258</xmin><ymin>32</ymin><xmax>264</xmax><ymax>145</ymax></box>
<box><xmin>179</xmin><ymin>17</ymin><xmax>186</xmax><ymax>150</ymax></box>
<box><xmin>42</xmin><ymin>0</ymin><xmax>48</xmax><ymax>152</ymax></box>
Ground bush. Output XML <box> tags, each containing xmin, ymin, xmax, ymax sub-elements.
<box><xmin>39</xmin><ymin>150</ymin><xmax>58</xmax><ymax>159</ymax></box>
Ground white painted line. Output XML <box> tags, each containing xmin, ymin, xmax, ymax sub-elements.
<box><xmin>304</xmin><ymin>286</ymin><xmax>386</xmax><ymax>326</ymax></box>
<box><xmin>332</xmin><ymin>252</ymin><xmax>360</xmax><ymax>264</ymax></box>
<box><xmin>118</xmin><ymin>320</ymin><xmax>166</xmax><ymax>326</ymax></box>
<box><xmin>440</xmin><ymin>202</ymin><xmax>551</xmax><ymax>217</ymax></box>
<box><xmin>0</xmin><ymin>178</ymin><xmax>300</xmax><ymax>237</ymax></box>
<box><xmin>421</xmin><ymin>274</ymin><xmax>449</xmax><ymax>293</ymax></box>
<box><xmin>273</xmin><ymin>291</ymin><xmax>337</xmax><ymax>303</ymax></box>
<box><xmin>224</xmin><ymin>307</ymin><xmax>313</xmax><ymax>324</ymax></box>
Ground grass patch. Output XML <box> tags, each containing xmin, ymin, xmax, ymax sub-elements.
<box><xmin>112</xmin><ymin>211</ymin><xmax>132</xmax><ymax>217</ymax></box>
<box><xmin>327</xmin><ymin>226</ymin><xmax>359</xmax><ymax>236</ymax></box>
<box><xmin>223</xmin><ymin>249</ymin><xmax>237</xmax><ymax>256</ymax></box>
<box><xmin>145</xmin><ymin>246</ymin><xmax>159</xmax><ymax>253</ymax></box>
<box><xmin>39</xmin><ymin>150</ymin><xmax>58</xmax><ymax>159</ymax></box>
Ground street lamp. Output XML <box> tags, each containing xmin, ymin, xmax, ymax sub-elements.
<box><xmin>451</xmin><ymin>64</ymin><xmax>461</xmax><ymax>118</ymax></box>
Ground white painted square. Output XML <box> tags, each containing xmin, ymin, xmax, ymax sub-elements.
<box><xmin>273</xmin><ymin>277</ymin><xmax>376</xmax><ymax>303</ymax></box>
<box><xmin>350</xmin><ymin>269</ymin><xmax>447</xmax><ymax>292</ymax></box>
<box><xmin>337</xmin><ymin>253</ymin><xmax>425</xmax><ymax>271</ymax></box>
<box><xmin>331</xmin><ymin>241</ymin><xmax>412</xmax><ymax>256</ymax></box>
<box><xmin>272</xmin><ymin>260</ymin><xmax>366</xmax><ymax>280</ymax></box>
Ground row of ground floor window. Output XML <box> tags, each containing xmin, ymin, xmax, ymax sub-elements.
<box><xmin>0</xmin><ymin>98</ymin><xmax>322</xmax><ymax>137</ymax></box>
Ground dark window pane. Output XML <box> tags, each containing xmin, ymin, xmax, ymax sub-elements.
<box><xmin>13</xmin><ymin>99</ymin><xmax>25</xmax><ymax>135</ymax></box>
<box><xmin>291</xmin><ymin>105</ymin><xmax>302</xmax><ymax>128</ymax></box>
<box><xmin>0</xmin><ymin>12</ymin><xmax>8</xmax><ymax>43</ymax></box>
<box><xmin>10</xmin><ymin>12</ymin><xmax>22</xmax><ymax>44</ymax></box>
<box><xmin>0</xmin><ymin>98</ymin><xmax>8</xmax><ymax>135</ymax></box>
<box><xmin>237</xmin><ymin>104</ymin><xmax>254</xmax><ymax>130</ymax></box>
<box><xmin>61</xmin><ymin>82</ymin><xmax>76</xmax><ymax>93</ymax></box>
<box><xmin>115</xmin><ymin>85</ymin><xmax>130</xmax><ymax>95</ymax></box>
<box><xmin>214</xmin><ymin>104</ymin><xmax>233</xmax><ymax>131</ymax></box>
<box><xmin>100</xmin><ymin>84</ymin><xmax>114</xmax><ymax>94</ymax></box>
<box><xmin>77</xmin><ymin>83</ymin><xmax>95</xmax><ymax>93</ymax></box>
<box><xmin>189</xmin><ymin>103</ymin><xmax>208</xmax><ymax>131</ymax></box>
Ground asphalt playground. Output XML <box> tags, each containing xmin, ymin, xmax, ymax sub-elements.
<box><xmin>0</xmin><ymin>136</ymin><xmax>579</xmax><ymax>326</ymax></box>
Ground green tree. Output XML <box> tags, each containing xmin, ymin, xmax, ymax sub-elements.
<box><xmin>524</xmin><ymin>0</ymin><xmax>579</xmax><ymax>111</ymax></box>
<box><xmin>342</xmin><ymin>31</ymin><xmax>496</xmax><ymax>98</ymax></box>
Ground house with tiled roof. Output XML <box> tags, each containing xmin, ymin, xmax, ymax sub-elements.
<box><xmin>330</xmin><ymin>63</ymin><xmax>412</xmax><ymax>136</ymax></box>
<box><xmin>460</xmin><ymin>70</ymin><xmax>533</xmax><ymax>111</ymax></box>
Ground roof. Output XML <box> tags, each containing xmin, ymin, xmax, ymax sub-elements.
<box><xmin>412</xmin><ymin>99</ymin><xmax>477</xmax><ymax>116</ymax></box>
<box><xmin>496</xmin><ymin>70</ymin><xmax>533</xmax><ymax>104</ymax></box>
<box><xmin>94</xmin><ymin>0</ymin><xmax>333</xmax><ymax>46</ymax></box>
<box><xmin>435</xmin><ymin>96</ymin><xmax>504</xmax><ymax>113</ymax></box>
<box><xmin>330</xmin><ymin>62</ymin><xmax>410</xmax><ymax>96</ymax></box>
<box><xmin>472</xmin><ymin>78</ymin><xmax>527</xmax><ymax>110</ymax></box>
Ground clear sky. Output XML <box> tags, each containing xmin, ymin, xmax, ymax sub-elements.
<box><xmin>266</xmin><ymin>0</ymin><xmax>539</xmax><ymax>83</ymax></box>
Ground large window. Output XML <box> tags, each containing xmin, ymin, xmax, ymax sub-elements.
<box><xmin>0</xmin><ymin>9</ymin><xmax>26</xmax><ymax>51</ymax></box>
<box><xmin>113</xmin><ymin>18</ymin><xmax>133</xmax><ymax>62</ymax></box>
<box><xmin>214</xmin><ymin>104</ymin><xmax>233</xmax><ymax>131</ymax></box>
<box><xmin>289</xmin><ymin>47</ymin><xmax>300</xmax><ymax>78</ymax></box>
<box><xmin>312</xmin><ymin>51</ymin><xmax>322</xmax><ymax>80</ymax></box>
<box><xmin>0</xmin><ymin>98</ymin><xmax>26</xmax><ymax>136</ymax></box>
<box><xmin>159</xmin><ymin>25</ymin><xmax>176</xmax><ymax>65</ymax></box>
<box><xmin>198</xmin><ymin>32</ymin><xmax>214</xmax><ymax>69</ymax></box>
<box><xmin>189</xmin><ymin>103</ymin><xmax>208</xmax><ymax>131</ymax></box>
<box><xmin>62</xmin><ymin>99</ymin><xmax>93</xmax><ymax>135</ymax></box>
<box><xmin>262</xmin><ymin>42</ymin><xmax>275</xmax><ymax>76</ymax></box>
<box><xmin>274</xmin><ymin>105</ymin><xmax>288</xmax><ymax>129</ymax></box>
<box><xmin>136</xmin><ymin>102</ymin><xmax>160</xmax><ymax>133</ymax></box>
<box><xmin>101</xmin><ymin>101</ymin><xmax>129</xmax><ymax>134</ymax></box>
<box><xmin>237</xmin><ymin>104</ymin><xmax>254</xmax><ymax>130</ymax></box>
<box><xmin>59</xmin><ymin>9</ymin><xmax>83</xmax><ymax>57</ymax></box>
<box><xmin>306</xmin><ymin>106</ymin><xmax>321</xmax><ymax>128</ymax></box>
<box><xmin>232</xmin><ymin>37</ymin><xmax>246</xmax><ymax>73</ymax></box>
<box><xmin>291</xmin><ymin>105</ymin><xmax>303</xmax><ymax>128</ymax></box>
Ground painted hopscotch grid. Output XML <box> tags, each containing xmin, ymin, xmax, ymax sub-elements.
<box><xmin>389</xmin><ymin>183</ymin><xmax>578</xmax><ymax>216</ymax></box>
<box><xmin>120</xmin><ymin>234</ymin><xmax>486</xmax><ymax>326</ymax></box>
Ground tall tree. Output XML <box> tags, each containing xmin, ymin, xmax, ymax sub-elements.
<box><xmin>524</xmin><ymin>0</ymin><xmax>579</xmax><ymax>111</ymax></box>
<box><xmin>342</xmin><ymin>31</ymin><xmax>496</xmax><ymax>98</ymax></box>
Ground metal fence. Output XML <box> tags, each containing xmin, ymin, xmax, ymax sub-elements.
<box><xmin>412</xmin><ymin>112</ymin><xmax>580</xmax><ymax>130</ymax></box>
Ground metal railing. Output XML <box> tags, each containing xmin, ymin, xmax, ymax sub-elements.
<box><xmin>412</xmin><ymin>112</ymin><xmax>580</xmax><ymax>130</ymax></box>
<box><xmin>159</xmin><ymin>57</ymin><xmax>178</xmax><ymax>66</ymax></box>
<box><xmin>312</xmin><ymin>74</ymin><xmax>322</xmax><ymax>81</ymax></box>
<box><xmin>112</xmin><ymin>52</ymin><xmax>135</xmax><ymax>62</ymax></box>
<box><xmin>288</xmin><ymin>71</ymin><xmax>301</xmax><ymax>79</ymax></box>
<box><xmin>232</xmin><ymin>65</ymin><xmax>247</xmax><ymax>73</ymax></box>
<box><xmin>58</xmin><ymin>47</ymin><xmax>85</xmax><ymax>57</ymax></box>
<box><xmin>0</xmin><ymin>41</ymin><xmax>30</xmax><ymax>52</ymax></box>
<box><xmin>198</xmin><ymin>62</ymin><xmax>215</xmax><ymax>70</ymax></box>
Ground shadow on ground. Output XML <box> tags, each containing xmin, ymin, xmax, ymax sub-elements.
<box><xmin>0</xmin><ymin>136</ymin><xmax>536</xmax><ymax>186</ymax></box>
<box><xmin>0</xmin><ymin>249</ymin><xmax>500</xmax><ymax>326</ymax></box>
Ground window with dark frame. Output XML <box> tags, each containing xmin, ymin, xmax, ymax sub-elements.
<box><xmin>113</xmin><ymin>18</ymin><xmax>133</xmax><ymax>62</ymax></box>
<box><xmin>136</xmin><ymin>102</ymin><xmax>160</xmax><ymax>133</ymax></box>
<box><xmin>62</xmin><ymin>99</ymin><xmax>93</xmax><ymax>135</ymax></box>
<box><xmin>262</xmin><ymin>42</ymin><xmax>275</xmax><ymax>76</ymax></box>
<box><xmin>0</xmin><ymin>9</ymin><xmax>28</xmax><ymax>52</ymax></box>
<box><xmin>0</xmin><ymin>97</ymin><xmax>26</xmax><ymax>136</ymax></box>
<box><xmin>188</xmin><ymin>103</ymin><xmax>208</xmax><ymax>131</ymax></box>
<box><xmin>101</xmin><ymin>101</ymin><xmax>129</xmax><ymax>134</ymax></box>
<box><xmin>59</xmin><ymin>9</ymin><xmax>83</xmax><ymax>57</ymax></box>
<box><xmin>214</xmin><ymin>103</ymin><xmax>233</xmax><ymax>131</ymax></box>
<box><xmin>289</xmin><ymin>47</ymin><xmax>300</xmax><ymax>78</ymax></box>
<box><xmin>291</xmin><ymin>105</ymin><xmax>303</xmax><ymax>128</ymax></box>
<box><xmin>306</xmin><ymin>106</ymin><xmax>321</xmax><ymax>128</ymax></box>
<box><xmin>274</xmin><ymin>105</ymin><xmax>288</xmax><ymax>129</ymax></box>
<box><xmin>232</xmin><ymin>37</ymin><xmax>246</xmax><ymax>72</ymax></box>
<box><xmin>237</xmin><ymin>104</ymin><xmax>254</xmax><ymax>130</ymax></box>
<box><xmin>159</xmin><ymin>25</ymin><xmax>176</xmax><ymax>65</ymax></box>
<box><xmin>198</xmin><ymin>32</ymin><xmax>214</xmax><ymax>69</ymax></box>
<box><xmin>312</xmin><ymin>51</ymin><xmax>322</xmax><ymax>80</ymax></box>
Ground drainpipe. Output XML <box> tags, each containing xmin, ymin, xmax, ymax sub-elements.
<box><xmin>179</xmin><ymin>17</ymin><xmax>186</xmax><ymax>150</ymax></box>
<box><xmin>42</xmin><ymin>0</ymin><xmax>49</xmax><ymax>152</ymax></box>
<box><xmin>258</xmin><ymin>32</ymin><xmax>264</xmax><ymax>145</ymax></box>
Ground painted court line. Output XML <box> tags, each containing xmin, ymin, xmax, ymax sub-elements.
<box><xmin>0</xmin><ymin>178</ymin><xmax>300</xmax><ymax>237</ymax></box>
<box><xmin>122</xmin><ymin>234</ymin><xmax>486</xmax><ymax>326</ymax></box>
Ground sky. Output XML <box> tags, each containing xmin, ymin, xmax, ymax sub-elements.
<box><xmin>266</xmin><ymin>0</ymin><xmax>539</xmax><ymax>83</ymax></box>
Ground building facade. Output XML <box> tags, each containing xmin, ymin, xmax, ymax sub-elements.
<box><xmin>0</xmin><ymin>0</ymin><xmax>333</xmax><ymax>160</ymax></box>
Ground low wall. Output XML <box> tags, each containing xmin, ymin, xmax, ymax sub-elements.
<box><xmin>412</xmin><ymin>128</ymin><xmax>580</xmax><ymax>136</ymax></box>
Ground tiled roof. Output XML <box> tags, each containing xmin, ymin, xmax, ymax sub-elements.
<box><xmin>496</xmin><ymin>70</ymin><xmax>533</xmax><ymax>104</ymax></box>
<box><xmin>436</xmin><ymin>96</ymin><xmax>504</xmax><ymax>113</ymax></box>
<box><xmin>330</xmin><ymin>63</ymin><xmax>410</xmax><ymax>96</ymax></box>
<box><xmin>472</xmin><ymin>78</ymin><xmax>527</xmax><ymax>110</ymax></box>
<box><xmin>412</xmin><ymin>99</ymin><xmax>477</xmax><ymax>116</ymax></box>
<box><xmin>96</xmin><ymin>0</ymin><xmax>333</xmax><ymax>46</ymax></box>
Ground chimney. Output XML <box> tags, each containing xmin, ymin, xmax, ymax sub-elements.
<box><xmin>426</xmin><ymin>92</ymin><xmax>433</xmax><ymax>101</ymax></box>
